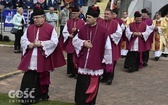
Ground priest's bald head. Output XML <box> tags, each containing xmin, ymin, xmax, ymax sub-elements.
<box><xmin>86</xmin><ymin>6</ymin><xmax>100</xmax><ymax>26</ymax></box>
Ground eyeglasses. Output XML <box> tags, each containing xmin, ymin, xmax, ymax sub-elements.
<box><xmin>33</xmin><ymin>16</ymin><xmax>44</xmax><ymax>20</ymax></box>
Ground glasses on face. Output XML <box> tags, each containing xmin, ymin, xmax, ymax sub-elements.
<box><xmin>71</xmin><ymin>12</ymin><xmax>79</xmax><ymax>15</ymax></box>
<box><xmin>33</xmin><ymin>16</ymin><xmax>44</xmax><ymax>20</ymax></box>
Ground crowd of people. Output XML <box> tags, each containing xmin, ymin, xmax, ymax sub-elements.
<box><xmin>0</xmin><ymin>0</ymin><xmax>61</xmax><ymax>10</ymax></box>
<box><xmin>9</xmin><ymin>1</ymin><xmax>168</xmax><ymax>105</ymax></box>
<box><xmin>0</xmin><ymin>0</ymin><xmax>99</xmax><ymax>10</ymax></box>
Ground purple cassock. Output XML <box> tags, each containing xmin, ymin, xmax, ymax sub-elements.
<box><xmin>126</xmin><ymin>21</ymin><xmax>150</xmax><ymax>68</ymax></box>
<box><xmin>114</xmin><ymin>17</ymin><xmax>123</xmax><ymax>26</ymax></box>
<box><xmin>63</xmin><ymin>18</ymin><xmax>85</xmax><ymax>53</ymax></box>
<box><xmin>142</xmin><ymin>18</ymin><xmax>154</xmax><ymax>50</ymax></box>
<box><xmin>102</xmin><ymin>19</ymin><xmax>122</xmax><ymax>61</ymax></box>
<box><xmin>73</xmin><ymin>23</ymin><xmax>112</xmax><ymax>104</ymax></box>
<box><xmin>18</xmin><ymin>22</ymin><xmax>66</xmax><ymax>72</ymax></box>
<box><xmin>127</xmin><ymin>22</ymin><xmax>147</xmax><ymax>52</ymax></box>
<box><xmin>97</xmin><ymin>17</ymin><xmax>104</xmax><ymax>24</ymax></box>
<box><xmin>77</xmin><ymin>24</ymin><xmax>109</xmax><ymax>70</ymax></box>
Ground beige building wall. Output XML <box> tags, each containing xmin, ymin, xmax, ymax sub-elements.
<box><xmin>128</xmin><ymin>0</ymin><xmax>168</xmax><ymax>18</ymax></box>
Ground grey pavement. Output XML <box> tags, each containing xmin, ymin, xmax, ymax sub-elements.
<box><xmin>0</xmin><ymin>46</ymin><xmax>168</xmax><ymax>105</ymax></box>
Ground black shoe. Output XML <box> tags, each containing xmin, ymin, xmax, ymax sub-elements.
<box><xmin>41</xmin><ymin>94</ymin><xmax>49</xmax><ymax>101</ymax></box>
<box><xmin>106</xmin><ymin>79</ymin><xmax>112</xmax><ymax>85</ymax></box>
<box><xmin>143</xmin><ymin>62</ymin><xmax>148</xmax><ymax>67</ymax></box>
<box><xmin>68</xmin><ymin>74</ymin><xmax>75</xmax><ymax>78</ymax></box>
<box><xmin>14</xmin><ymin>50</ymin><xmax>22</xmax><ymax>53</ymax></box>
<box><xmin>14</xmin><ymin>50</ymin><xmax>18</xmax><ymax>53</ymax></box>
<box><xmin>154</xmin><ymin>57</ymin><xmax>159</xmax><ymax>61</ymax></box>
<box><xmin>134</xmin><ymin>69</ymin><xmax>139</xmax><ymax>72</ymax></box>
<box><xmin>124</xmin><ymin>66</ymin><xmax>129</xmax><ymax>69</ymax></box>
<box><xmin>121</xmin><ymin>55</ymin><xmax>126</xmax><ymax>58</ymax></box>
<box><xmin>100</xmin><ymin>77</ymin><xmax>107</xmax><ymax>83</ymax></box>
<box><xmin>86</xmin><ymin>103</ymin><xmax>95</xmax><ymax>105</ymax></box>
<box><xmin>162</xmin><ymin>53</ymin><xmax>168</xmax><ymax>57</ymax></box>
<box><xmin>36</xmin><ymin>94</ymin><xmax>49</xmax><ymax>102</ymax></box>
<box><xmin>74</xmin><ymin>74</ymin><xmax>78</xmax><ymax>79</ymax></box>
<box><xmin>127</xmin><ymin>68</ymin><xmax>134</xmax><ymax>73</ymax></box>
<box><xmin>18</xmin><ymin>50</ymin><xmax>22</xmax><ymax>53</ymax></box>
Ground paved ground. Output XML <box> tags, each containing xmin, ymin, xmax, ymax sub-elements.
<box><xmin>0</xmin><ymin>46</ymin><xmax>168</xmax><ymax>105</ymax></box>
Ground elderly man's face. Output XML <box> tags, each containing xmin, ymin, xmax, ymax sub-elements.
<box><xmin>33</xmin><ymin>15</ymin><xmax>45</xmax><ymax>26</ymax></box>
<box><xmin>49</xmin><ymin>7</ymin><xmax>54</xmax><ymax>13</ymax></box>
<box><xmin>104</xmin><ymin>10</ymin><xmax>112</xmax><ymax>21</ymax></box>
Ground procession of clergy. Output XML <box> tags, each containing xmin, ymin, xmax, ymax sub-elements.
<box><xmin>60</xmin><ymin>6</ymin><xmax>168</xmax><ymax>104</ymax></box>
<box><xmin>17</xmin><ymin>3</ymin><xmax>168</xmax><ymax>105</ymax></box>
<box><xmin>62</xmin><ymin>6</ymin><xmax>168</xmax><ymax>84</ymax></box>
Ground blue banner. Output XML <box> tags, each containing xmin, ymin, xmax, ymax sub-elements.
<box><xmin>3</xmin><ymin>9</ymin><xmax>16</xmax><ymax>27</ymax></box>
<box><xmin>3</xmin><ymin>9</ymin><xmax>31</xmax><ymax>31</ymax></box>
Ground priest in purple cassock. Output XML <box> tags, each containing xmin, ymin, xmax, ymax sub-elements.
<box><xmin>63</xmin><ymin>6</ymin><xmax>85</xmax><ymax>78</ymax></box>
<box><xmin>112</xmin><ymin>8</ymin><xmax>124</xmax><ymax>26</ymax></box>
<box><xmin>124</xmin><ymin>11</ymin><xmax>153</xmax><ymax>73</ymax></box>
<box><xmin>141</xmin><ymin>8</ymin><xmax>154</xmax><ymax>67</ymax></box>
<box><xmin>72</xmin><ymin>6</ymin><xmax>112</xmax><ymax>105</ymax></box>
<box><xmin>100</xmin><ymin>8</ymin><xmax>122</xmax><ymax>85</ymax></box>
<box><xmin>17</xmin><ymin>6</ymin><xmax>66</xmax><ymax>104</ymax></box>
<box><xmin>111</xmin><ymin>8</ymin><xmax>125</xmax><ymax>57</ymax></box>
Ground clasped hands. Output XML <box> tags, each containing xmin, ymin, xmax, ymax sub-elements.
<box><xmin>28</xmin><ymin>40</ymin><xmax>41</xmax><ymax>49</ymax></box>
<box><xmin>84</xmin><ymin>40</ymin><xmax>93</xmax><ymax>48</ymax></box>
<box><xmin>154</xmin><ymin>26</ymin><xmax>158</xmax><ymax>30</ymax></box>
<box><xmin>133</xmin><ymin>32</ymin><xmax>142</xmax><ymax>36</ymax></box>
<box><xmin>69</xmin><ymin>34</ymin><xmax>74</xmax><ymax>38</ymax></box>
<box><xmin>69</xmin><ymin>28</ymin><xmax>77</xmax><ymax>38</ymax></box>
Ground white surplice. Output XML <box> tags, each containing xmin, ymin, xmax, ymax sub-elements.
<box><xmin>126</xmin><ymin>24</ymin><xmax>154</xmax><ymax>51</ymax></box>
<box><xmin>110</xmin><ymin>24</ymin><xmax>123</xmax><ymax>45</ymax></box>
<box><xmin>73</xmin><ymin>35</ymin><xmax>112</xmax><ymax>76</ymax></box>
<box><xmin>21</xmin><ymin>28</ymin><xmax>58</xmax><ymax>70</ymax></box>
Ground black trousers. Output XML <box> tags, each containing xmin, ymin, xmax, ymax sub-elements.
<box><xmin>67</xmin><ymin>53</ymin><xmax>77</xmax><ymax>75</ymax></box>
<box><xmin>14</xmin><ymin>30</ymin><xmax>23</xmax><ymax>50</ymax></box>
<box><xmin>75</xmin><ymin>74</ymin><xmax>100</xmax><ymax>105</ymax></box>
<box><xmin>20</xmin><ymin>71</ymin><xmax>49</xmax><ymax>104</ymax></box>
<box><xmin>59</xmin><ymin>25</ymin><xmax>65</xmax><ymax>50</ymax></box>
<box><xmin>142</xmin><ymin>50</ymin><xmax>150</xmax><ymax>63</ymax></box>
<box><xmin>59</xmin><ymin>25</ymin><xmax>64</xmax><ymax>39</ymax></box>
<box><xmin>20</xmin><ymin>71</ymin><xmax>41</xmax><ymax>103</ymax></box>
<box><xmin>124</xmin><ymin>51</ymin><xmax>140</xmax><ymax>71</ymax></box>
